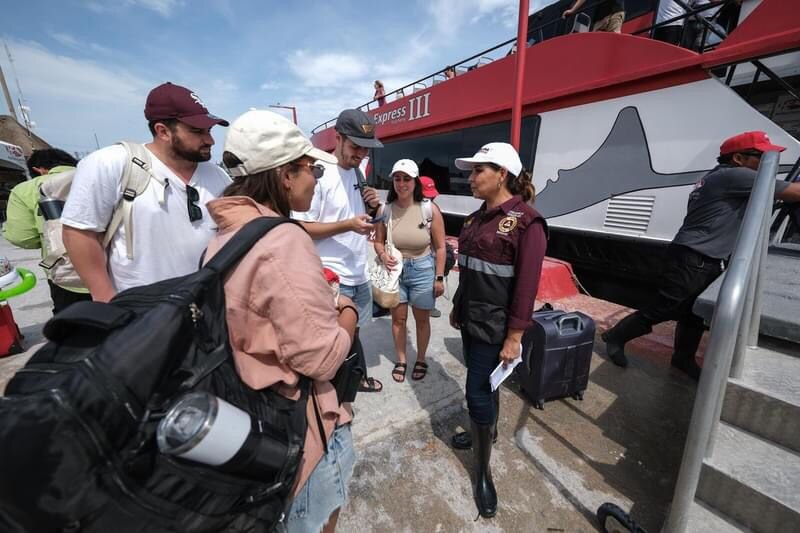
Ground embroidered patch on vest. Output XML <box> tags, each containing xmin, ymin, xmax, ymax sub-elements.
<box><xmin>497</xmin><ymin>216</ymin><xmax>518</xmax><ymax>234</ymax></box>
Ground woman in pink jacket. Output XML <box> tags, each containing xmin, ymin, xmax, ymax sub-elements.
<box><xmin>204</xmin><ymin>109</ymin><xmax>357</xmax><ymax>533</ymax></box>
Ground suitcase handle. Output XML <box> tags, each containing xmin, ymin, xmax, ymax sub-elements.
<box><xmin>557</xmin><ymin>315</ymin><xmax>583</xmax><ymax>334</ymax></box>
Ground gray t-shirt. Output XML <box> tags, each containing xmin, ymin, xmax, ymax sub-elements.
<box><xmin>673</xmin><ymin>165</ymin><xmax>788</xmax><ymax>259</ymax></box>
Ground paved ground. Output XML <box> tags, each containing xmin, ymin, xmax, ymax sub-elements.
<box><xmin>0</xmin><ymin>236</ymin><xmax>705</xmax><ymax>532</ymax></box>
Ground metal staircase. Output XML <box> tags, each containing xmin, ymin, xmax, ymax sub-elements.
<box><xmin>664</xmin><ymin>151</ymin><xmax>800</xmax><ymax>532</ymax></box>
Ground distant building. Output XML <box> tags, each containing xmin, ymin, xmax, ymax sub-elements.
<box><xmin>0</xmin><ymin>114</ymin><xmax>50</xmax><ymax>157</ymax></box>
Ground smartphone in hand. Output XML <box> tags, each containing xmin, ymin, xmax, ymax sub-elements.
<box><xmin>369</xmin><ymin>213</ymin><xmax>386</xmax><ymax>224</ymax></box>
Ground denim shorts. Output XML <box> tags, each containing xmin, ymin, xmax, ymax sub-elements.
<box><xmin>278</xmin><ymin>424</ymin><xmax>356</xmax><ymax>533</ymax></box>
<box><xmin>339</xmin><ymin>282</ymin><xmax>372</xmax><ymax>329</ymax></box>
<box><xmin>398</xmin><ymin>254</ymin><xmax>435</xmax><ymax>310</ymax></box>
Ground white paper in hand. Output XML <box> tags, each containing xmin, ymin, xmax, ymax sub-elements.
<box><xmin>489</xmin><ymin>343</ymin><xmax>523</xmax><ymax>392</ymax></box>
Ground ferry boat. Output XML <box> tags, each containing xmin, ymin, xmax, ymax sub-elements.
<box><xmin>310</xmin><ymin>0</ymin><xmax>800</xmax><ymax>297</ymax></box>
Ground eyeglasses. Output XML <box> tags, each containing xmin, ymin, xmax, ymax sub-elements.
<box><xmin>293</xmin><ymin>162</ymin><xmax>325</xmax><ymax>179</ymax></box>
<box><xmin>186</xmin><ymin>185</ymin><xmax>203</xmax><ymax>222</ymax></box>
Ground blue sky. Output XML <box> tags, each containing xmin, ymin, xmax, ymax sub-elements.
<box><xmin>1</xmin><ymin>0</ymin><xmax>557</xmax><ymax>159</ymax></box>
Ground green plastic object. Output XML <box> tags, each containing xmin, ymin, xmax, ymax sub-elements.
<box><xmin>0</xmin><ymin>268</ymin><xmax>37</xmax><ymax>301</ymax></box>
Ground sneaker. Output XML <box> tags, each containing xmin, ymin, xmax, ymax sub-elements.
<box><xmin>430</xmin><ymin>307</ymin><xmax>442</xmax><ymax>318</ymax></box>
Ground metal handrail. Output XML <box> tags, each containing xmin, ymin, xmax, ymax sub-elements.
<box><xmin>663</xmin><ymin>151</ymin><xmax>780</xmax><ymax>532</ymax></box>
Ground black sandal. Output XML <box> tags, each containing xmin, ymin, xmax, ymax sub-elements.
<box><xmin>391</xmin><ymin>362</ymin><xmax>407</xmax><ymax>383</ymax></box>
<box><xmin>358</xmin><ymin>376</ymin><xmax>383</xmax><ymax>393</ymax></box>
<box><xmin>411</xmin><ymin>361</ymin><xmax>428</xmax><ymax>381</ymax></box>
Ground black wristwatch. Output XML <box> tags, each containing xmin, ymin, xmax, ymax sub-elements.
<box><xmin>436</xmin><ymin>275</ymin><xmax>445</xmax><ymax>282</ymax></box>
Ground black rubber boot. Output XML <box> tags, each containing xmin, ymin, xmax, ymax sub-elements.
<box><xmin>601</xmin><ymin>313</ymin><xmax>652</xmax><ymax>367</ymax></box>
<box><xmin>452</xmin><ymin>392</ymin><xmax>499</xmax><ymax>449</ymax></box>
<box><xmin>473</xmin><ymin>420</ymin><xmax>497</xmax><ymax>518</ymax></box>
<box><xmin>671</xmin><ymin>319</ymin><xmax>703</xmax><ymax>381</ymax></box>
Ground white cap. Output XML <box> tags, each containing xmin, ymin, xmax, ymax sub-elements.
<box><xmin>224</xmin><ymin>110</ymin><xmax>337</xmax><ymax>177</ymax></box>
<box><xmin>455</xmin><ymin>142</ymin><xmax>523</xmax><ymax>177</ymax></box>
<box><xmin>390</xmin><ymin>158</ymin><xmax>419</xmax><ymax>178</ymax></box>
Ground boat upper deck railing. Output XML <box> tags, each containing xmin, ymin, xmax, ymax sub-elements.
<box><xmin>310</xmin><ymin>0</ymin><xmax>730</xmax><ymax>134</ymax></box>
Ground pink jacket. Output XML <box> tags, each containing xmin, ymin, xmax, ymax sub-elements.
<box><xmin>204</xmin><ymin>196</ymin><xmax>353</xmax><ymax>495</ymax></box>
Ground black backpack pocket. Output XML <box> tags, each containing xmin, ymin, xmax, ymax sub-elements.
<box><xmin>0</xmin><ymin>390</ymin><xmax>113</xmax><ymax>531</ymax></box>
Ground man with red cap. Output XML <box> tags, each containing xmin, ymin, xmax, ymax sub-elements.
<box><xmin>602</xmin><ymin>131</ymin><xmax>800</xmax><ymax>379</ymax></box>
<box><xmin>62</xmin><ymin>82</ymin><xmax>231</xmax><ymax>301</ymax></box>
<box><xmin>419</xmin><ymin>176</ymin><xmax>446</xmax><ymax>318</ymax></box>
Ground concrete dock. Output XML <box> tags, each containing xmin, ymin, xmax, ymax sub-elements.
<box><xmin>0</xmin><ymin>236</ymin><xmax>703</xmax><ymax>532</ymax></box>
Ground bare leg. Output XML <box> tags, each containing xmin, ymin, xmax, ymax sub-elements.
<box><xmin>411</xmin><ymin>306</ymin><xmax>431</xmax><ymax>362</ymax></box>
<box><xmin>322</xmin><ymin>508</ymin><xmax>340</xmax><ymax>533</ymax></box>
<box><xmin>391</xmin><ymin>304</ymin><xmax>409</xmax><ymax>364</ymax></box>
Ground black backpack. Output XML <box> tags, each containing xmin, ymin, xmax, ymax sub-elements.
<box><xmin>0</xmin><ymin>217</ymin><xmax>309</xmax><ymax>533</ymax></box>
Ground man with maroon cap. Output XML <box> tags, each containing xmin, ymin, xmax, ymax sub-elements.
<box><xmin>62</xmin><ymin>82</ymin><xmax>231</xmax><ymax>301</ymax></box>
<box><xmin>603</xmin><ymin>131</ymin><xmax>800</xmax><ymax>379</ymax></box>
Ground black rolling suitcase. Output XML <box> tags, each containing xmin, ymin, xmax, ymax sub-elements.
<box><xmin>515</xmin><ymin>310</ymin><xmax>595</xmax><ymax>409</ymax></box>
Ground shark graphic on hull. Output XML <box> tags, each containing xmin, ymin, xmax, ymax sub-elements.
<box><xmin>535</xmin><ymin>107</ymin><xmax>708</xmax><ymax>219</ymax></box>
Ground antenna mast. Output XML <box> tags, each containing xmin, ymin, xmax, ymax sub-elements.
<box><xmin>3</xmin><ymin>41</ymin><xmax>33</xmax><ymax>135</ymax></box>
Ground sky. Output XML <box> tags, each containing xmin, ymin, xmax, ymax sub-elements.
<box><xmin>0</xmin><ymin>0</ymin><xmax>559</xmax><ymax>160</ymax></box>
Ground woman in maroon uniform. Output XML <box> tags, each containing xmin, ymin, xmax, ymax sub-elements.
<box><xmin>449</xmin><ymin>142</ymin><xmax>547</xmax><ymax>518</ymax></box>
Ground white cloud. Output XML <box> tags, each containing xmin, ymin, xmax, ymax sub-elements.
<box><xmin>259</xmin><ymin>81</ymin><xmax>280</xmax><ymax>91</ymax></box>
<box><xmin>287</xmin><ymin>51</ymin><xmax>369</xmax><ymax>88</ymax></box>
<box><xmin>0</xmin><ymin>39</ymin><xmax>152</xmax><ymax>153</ymax></box>
<box><xmin>84</xmin><ymin>0</ymin><xmax>182</xmax><ymax>18</ymax></box>
<box><xmin>50</xmin><ymin>31</ymin><xmax>114</xmax><ymax>56</ymax></box>
<box><xmin>425</xmin><ymin>0</ymin><xmax>559</xmax><ymax>37</ymax></box>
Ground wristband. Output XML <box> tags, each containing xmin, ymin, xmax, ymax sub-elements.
<box><xmin>338</xmin><ymin>304</ymin><xmax>359</xmax><ymax>322</ymax></box>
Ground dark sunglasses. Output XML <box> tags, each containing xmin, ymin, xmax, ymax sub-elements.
<box><xmin>293</xmin><ymin>162</ymin><xmax>325</xmax><ymax>179</ymax></box>
<box><xmin>186</xmin><ymin>185</ymin><xmax>203</xmax><ymax>222</ymax></box>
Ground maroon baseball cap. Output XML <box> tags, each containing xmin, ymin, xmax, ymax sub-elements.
<box><xmin>420</xmin><ymin>176</ymin><xmax>439</xmax><ymax>199</ymax></box>
<box><xmin>144</xmin><ymin>82</ymin><xmax>229</xmax><ymax>129</ymax></box>
<box><xmin>720</xmin><ymin>131</ymin><xmax>785</xmax><ymax>155</ymax></box>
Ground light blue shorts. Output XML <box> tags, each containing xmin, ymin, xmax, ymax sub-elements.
<box><xmin>340</xmin><ymin>282</ymin><xmax>372</xmax><ymax>329</ymax></box>
<box><xmin>398</xmin><ymin>254</ymin><xmax>435</xmax><ymax>310</ymax></box>
<box><xmin>278</xmin><ymin>424</ymin><xmax>356</xmax><ymax>533</ymax></box>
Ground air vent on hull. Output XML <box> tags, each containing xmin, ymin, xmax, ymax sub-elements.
<box><xmin>603</xmin><ymin>194</ymin><xmax>655</xmax><ymax>233</ymax></box>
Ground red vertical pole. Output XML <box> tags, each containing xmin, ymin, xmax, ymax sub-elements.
<box><xmin>510</xmin><ymin>0</ymin><xmax>530</xmax><ymax>150</ymax></box>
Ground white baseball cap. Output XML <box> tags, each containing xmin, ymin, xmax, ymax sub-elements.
<box><xmin>224</xmin><ymin>109</ymin><xmax>337</xmax><ymax>177</ymax></box>
<box><xmin>455</xmin><ymin>142</ymin><xmax>523</xmax><ymax>177</ymax></box>
<box><xmin>390</xmin><ymin>158</ymin><xmax>419</xmax><ymax>178</ymax></box>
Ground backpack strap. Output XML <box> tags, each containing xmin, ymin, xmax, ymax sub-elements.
<box><xmin>102</xmin><ymin>142</ymin><xmax>167</xmax><ymax>259</ymax></box>
<box><xmin>204</xmin><ymin>216</ymin><xmax>299</xmax><ymax>275</ymax></box>
<box><xmin>420</xmin><ymin>198</ymin><xmax>433</xmax><ymax>231</ymax></box>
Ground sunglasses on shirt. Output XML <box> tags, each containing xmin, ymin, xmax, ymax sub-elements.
<box><xmin>186</xmin><ymin>185</ymin><xmax>203</xmax><ymax>222</ymax></box>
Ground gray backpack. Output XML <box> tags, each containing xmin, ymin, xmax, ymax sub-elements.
<box><xmin>38</xmin><ymin>141</ymin><xmax>164</xmax><ymax>288</ymax></box>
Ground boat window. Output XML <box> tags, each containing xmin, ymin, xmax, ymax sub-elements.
<box><xmin>368</xmin><ymin>116</ymin><xmax>540</xmax><ymax>197</ymax></box>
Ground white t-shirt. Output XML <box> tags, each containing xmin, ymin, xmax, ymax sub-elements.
<box><xmin>291</xmin><ymin>161</ymin><xmax>368</xmax><ymax>286</ymax></box>
<box><xmin>61</xmin><ymin>144</ymin><xmax>230</xmax><ymax>292</ymax></box>
<box><xmin>656</xmin><ymin>0</ymin><xmax>686</xmax><ymax>26</ymax></box>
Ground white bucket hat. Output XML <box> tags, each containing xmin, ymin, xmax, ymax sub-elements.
<box><xmin>390</xmin><ymin>158</ymin><xmax>419</xmax><ymax>178</ymax></box>
<box><xmin>224</xmin><ymin>110</ymin><xmax>337</xmax><ymax>177</ymax></box>
<box><xmin>455</xmin><ymin>142</ymin><xmax>523</xmax><ymax>177</ymax></box>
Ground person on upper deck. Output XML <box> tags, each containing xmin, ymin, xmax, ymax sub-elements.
<box><xmin>563</xmin><ymin>0</ymin><xmax>625</xmax><ymax>33</ymax></box>
<box><xmin>374</xmin><ymin>80</ymin><xmax>386</xmax><ymax>106</ymax></box>
<box><xmin>602</xmin><ymin>131</ymin><xmax>800</xmax><ymax>380</ymax></box>
<box><xmin>210</xmin><ymin>109</ymin><xmax>358</xmax><ymax>533</ymax></box>
<box><xmin>653</xmin><ymin>0</ymin><xmax>688</xmax><ymax>45</ymax></box>
<box><xmin>449</xmin><ymin>142</ymin><xmax>547</xmax><ymax>519</ymax></box>
<box><xmin>373</xmin><ymin>160</ymin><xmax>446</xmax><ymax>384</ymax></box>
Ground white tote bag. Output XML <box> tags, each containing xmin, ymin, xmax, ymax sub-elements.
<box><xmin>368</xmin><ymin>208</ymin><xmax>403</xmax><ymax>309</ymax></box>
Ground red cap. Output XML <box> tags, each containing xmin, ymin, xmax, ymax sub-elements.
<box><xmin>420</xmin><ymin>176</ymin><xmax>439</xmax><ymax>199</ymax></box>
<box><xmin>719</xmin><ymin>131</ymin><xmax>785</xmax><ymax>156</ymax></box>
<box><xmin>144</xmin><ymin>82</ymin><xmax>229</xmax><ymax>129</ymax></box>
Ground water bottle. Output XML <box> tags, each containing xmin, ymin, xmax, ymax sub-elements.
<box><xmin>157</xmin><ymin>391</ymin><xmax>287</xmax><ymax>479</ymax></box>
